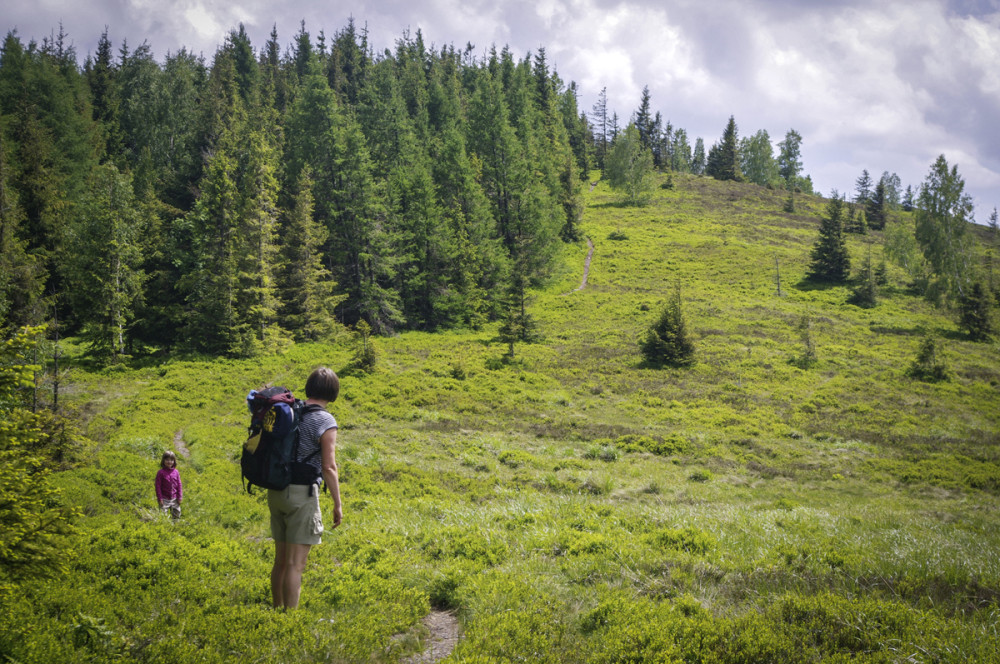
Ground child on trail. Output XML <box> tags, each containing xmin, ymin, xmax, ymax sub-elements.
<box><xmin>155</xmin><ymin>450</ymin><xmax>183</xmax><ymax>519</ymax></box>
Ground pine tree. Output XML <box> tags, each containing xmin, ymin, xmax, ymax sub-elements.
<box><xmin>63</xmin><ymin>163</ymin><xmax>145</xmax><ymax>362</ymax></box>
<box><xmin>235</xmin><ymin>125</ymin><xmax>283</xmax><ymax>350</ymax></box>
<box><xmin>280</xmin><ymin>167</ymin><xmax>345</xmax><ymax>341</ymax></box>
<box><xmin>866</xmin><ymin>178</ymin><xmax>888</xmax><ymax>230</ymax></box>
<box><xmin>794</xmin><ymin>315</ymin><xmax>817</xmax><ymax>368</ymax></box>
<box><xmin>958</xmin><ymin>282</ymin><xmax>994</xmax><ymax>341</ymax></box>
<box><xmin>84</xmin><ymin>29</ymin><xmax>124</xmax><ymax>161</ymax></box>
<box><xmin>641</xmin><ymin>286</ymin><xmax>695</xmax><ymax>367</ymax></box>
<box><xmin>707</xmin><ymin>116</ymin><xmax>741</xmax><ymax>181</ymax></box>
<box><xmin>808</xmin><ymin>192</ymin><xmax>851</xmax><ymax>282</ymax></box>
<box><xmin>902</xmin><ymin>185</ymin><xmax>915</xmax><ymax>212</ymax></box>
<box><xmin>988</xmin><ymin>207</ymin><xmax>998</xmax><ymax>235</ymax></box>
<box><xmin>907</xmin><ymin>335</ymin><xmax>948</xmax><ymax>381</ymax></box>
<box><xmin>634</xmin><ymin>85</ymin><xmax>655</xmax><ymax>154</ymax></box>
<box><xmin>181</xmin><ymin>141</ymin><xmax>240</xmax><ymax>354</ymax></box>
<box><xmin>849</xmin><ymin>242</ymin><xmax>878</xmax><ymax>308</ymax></box>
<box><xmin>854</xmin><ymin>169</ymin><xmax>872</xmax><ymax>207</ymax></box>
<box><xmin>0</xmin><ymin>132</ymin><xmax>45</xmax><ymax>330</ymax></box>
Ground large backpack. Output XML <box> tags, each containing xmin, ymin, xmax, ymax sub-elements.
<box><xmin>241</xmin><ymin>386</ymin><xmax>323</xmax><ymax>492</ymax></box>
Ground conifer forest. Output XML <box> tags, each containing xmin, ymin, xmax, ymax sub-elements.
<box><xmin>2</xmin><ymin>19</ymin><xmax>1000</xmax><ymax>664</ymax></box>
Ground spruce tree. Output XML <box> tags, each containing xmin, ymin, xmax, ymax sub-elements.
<box><xmin>958</xmin><ymin>282</ymin><xmax>994</xmax><ymax>341</ymax></box>
<box><xmin>849</xmin><ymin>242</ymin><xmax>878</xmax><ymax>308</ymax></box>
<box><xmin>0</xmin><ymin>133</ymin><xmax>45</xmax><ymax>330</ymax></box>
<box><xmin>808</xmin><ymin>192</ymin><xmax>851</xmax><ymax>282</ymax></box>
<box><xmin>707</xmin><ymin>116</ymin><xmax>741</xmax><ymax>182</ymax></box>
<box><xmin>63</xmin><ymin>163</ymin><xmax>146</xmax><ymax>362</ymax></box>
<box><xmin>280</xmin><ymin>167</ymin><xmax>345</xmax><ymax>341</ymax></box>
<box><xmin>907</xmin><ymin>335</ymin><xmax>948</xmax><ymax>381</ymax></box>
<box><xmin>641</xmin><ymin>287</ymin><xmax>695</xmax><ymax>367</ymax></box>
<box><xmin>854</xmin><ymin>169</ymin><xmax>872</xmax><ymax>207</ymax></box>
<box><xmin>866</xmin><ymin>178</ymin><xmax>888</xmax><ymax>230</ymax></box>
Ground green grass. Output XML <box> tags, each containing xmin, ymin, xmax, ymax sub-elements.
<box><xmin>4</xmin><ymin>172</ymin><xmax>999</xmax><ymax>663</ymax></box>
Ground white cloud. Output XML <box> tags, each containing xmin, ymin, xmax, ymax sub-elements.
<box><xmin>2</xmin><ymin>0</ymin><xmax>999</xmax><ymax>211</ymax></box>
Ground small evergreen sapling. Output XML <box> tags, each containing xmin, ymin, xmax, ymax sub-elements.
<box><xmin>958</xmin><ymin>282</ymin><xmax>994</xmax><ymax>341</ymax></box>
<box><xmin>792</xmin><ymin>315</ymin><xmax>817</xmax><ymax>368</ymax></box>
<box><xmin>641</xmin><ymin>287</ymin><xmax>695</xmax><ymax>367</ymax></box>
<box><xmin>352</xmin><ymin>320</ymin><xmax>378</xmax><ymax>371</ymax></box>
<box><xmin>849</xmin><ymin>243</ymin><xmax>878</xmax><ymax>308</ymax></box>
<box><xmin>907</xmin><ymin>335</ymin><xmax>948</xmax><ymax>381</ymax></box>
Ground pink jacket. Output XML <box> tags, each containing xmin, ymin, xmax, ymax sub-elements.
<box><xmin>155</xmin><ymin>468</ymin><xmax>183</xmax><ymax>502</ymax></box>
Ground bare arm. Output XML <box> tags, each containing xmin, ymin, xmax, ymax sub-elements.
<box><xmin>320</xmin><ymin>427</ymin><xmax>342</xmax><ymax>528</ymax></box>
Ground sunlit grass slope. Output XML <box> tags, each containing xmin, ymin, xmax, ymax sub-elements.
<box><xmin>5</xmin><ymin>172</ymin><xmax>999</xmax><ymax>663</ymax></box>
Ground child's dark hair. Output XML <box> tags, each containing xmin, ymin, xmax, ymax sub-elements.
<box><xmin>305</xmin><ymin>366</ymin><xmax>340</xmax><ymax>402</ymax></box>
<box><xmin>161</xmin><ymin>450</ymin><xmax>177</xmax><ymax>468</ymax></box>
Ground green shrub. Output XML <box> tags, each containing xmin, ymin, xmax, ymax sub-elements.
<box><xmin>646</xmin><ymin>526</ymin><xmax>714</xmax><ymax>555</ymax></box>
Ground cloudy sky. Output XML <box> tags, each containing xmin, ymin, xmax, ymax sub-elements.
<box><xmin>4</xmin><ymin>0</ymin><xmax>1000</xmax><ymax>218</ymax></box>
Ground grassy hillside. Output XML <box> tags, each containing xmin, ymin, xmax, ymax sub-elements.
<box><xmin>4</xmin><ymin>172</ymin><xmax>999</xmax><ymax>663</ymax></box>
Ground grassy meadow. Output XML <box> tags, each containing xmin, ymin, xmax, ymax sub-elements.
<box><xmin>4</xmin><ymin>172</ymin><xmax>1000</xmax><ymax>663</ymax></box>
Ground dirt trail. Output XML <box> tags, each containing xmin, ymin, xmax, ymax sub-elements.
<box><xmin>563</xmin><ymin>237</ymin><xmax>595</xmax><ymax>295</ymax></box>
<box><xmin>173</xmin><ymin>430</ymin><xmax>191</xmax><ymax>459</ymax></box>
<box><xmin>403</xmin><ymin>611</ymin><xmax>460</xmax><ymax>663</ymax></box>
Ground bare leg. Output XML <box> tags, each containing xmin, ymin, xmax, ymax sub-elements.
<box><xmin>280</xmin><ymin>543</ymin><xmax>312</xmax><ymax>609</ymax></box>
<box><xmin>271</xmin><ymin>541</ymin><xmax>288</xmax><ymax>608</ymax></box>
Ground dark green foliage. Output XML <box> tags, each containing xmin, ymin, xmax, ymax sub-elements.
<box><xmin>783</xmin><ymin>189</ymin><xmax>795</xmax><ymax>213</ymax></box>
<box><xmin>0</xmin><ymin>131</ymin><xmax>46</xmax><ymax>330</ymax></box>
<box><xmin>640</xmin><ymin>288</ymin><xmax>695</xmax><ymax>367</ymax></box>
<box><xmin>854</xmin><ymin>169</ymin><xmax>872</xmax><ymax>207</ymax></box>
<box><xmin>902</xmin><ymin>184</ymin><xmax>915</xmax><ymax>211</ymax></box>
<box><xmin>351</xmin><ymin>319</ymin><xmax>377</xmax><ymax>372</ymax></box>
<box><xmin>279</xmin><ymin>167</ymin><xmax>345</xmax><ymax>341</ymax></box>
<box><xmin>706</xmin><ymin>115</ymin><xmax>741</xmax><ymax>182</ymax></box>
<box><xmin>866</xmin><ymin>177</ymin><xmax>888</xmax><ymax>230</ymax></box>
<box><xmin>958</xmin><ymin>282</ymin><xmax>994</xmax><ymax>341</ymax></box>
<box><xmin>61</xmin><ymin>163</ymin><xmax>146</xmax><ymax>362</ymax></box>
<box><xmin>0</xmin><ymin>25</ymin><xmax>588</xmax><ymax>355</ymax></box>
<box><xmin>849</xmin><ymin>243</ymin><xmax>879</xmax><ymax>308</ymax></box>
<box><xmin>808</xmin><ymin>193</ymin><xmax>851</xmax><ymax>282</ymax></box>
<box><xmin>907</xmin><ymin>335</ymin><xmax>949</xmax><ymax>381</ymax></box>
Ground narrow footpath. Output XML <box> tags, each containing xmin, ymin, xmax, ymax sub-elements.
<box><xmin>402</xmin><ymin>611</ymin><xmax>460</xmax><ymax>663</ymax></box>
<box><xmin>173</xmin><ymin>430</ymin><xmax>191</xmax><ymax>459</ymax></box>
<box><xmin>564</xmin><ymin>237</ymin><xmax>595</xmax><ymax>294</ymax></box>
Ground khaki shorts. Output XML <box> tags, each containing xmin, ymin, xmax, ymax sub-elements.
<box><xmin>268</xmin><ymin>484</ymin><xmax>324</xmax><ymax>545</ymax></box>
